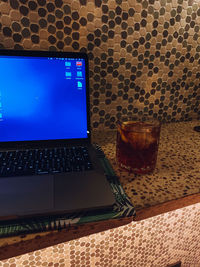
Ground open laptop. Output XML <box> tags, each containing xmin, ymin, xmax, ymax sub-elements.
<box><xmin>0</xmin><ymin>49</ymin><xmax>115</xmax><ymax>220</ymax></box>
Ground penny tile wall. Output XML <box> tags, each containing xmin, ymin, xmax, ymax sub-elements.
<box><xmin>0</xmin><ymin>203</ymin><xmax>200</xmax><ymax>266</ymax></box>
<box><xmin>0</xmin><ymin>0</ymin><xmax>200</xmax><ymax>129</ymax></box>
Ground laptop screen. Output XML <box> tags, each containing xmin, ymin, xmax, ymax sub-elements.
<box><xmin>0</xmin><ymin>51</ymin><xmax>89</xmax><ymax>142</ymax></box>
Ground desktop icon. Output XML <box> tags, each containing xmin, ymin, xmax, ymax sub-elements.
<box><xmin>65</xmin><ymin>72</ymin><xmax>72</xmax><ymax>77</ymax></box>
<box><xmin>76</xmin><ymin>61</ymin><xmax>82</xmax><ymax>67</ymax></box>
<box><xmin>77</xmin><ymin>81</ymin><xmax>82</xmax><ymax>88</ymax></box>
<box><xmin>65</xmin><ymin>62</ymin><xmax>71</xmax><ymax>67</ymax></box>
<box><xmin>77</xmin><ymin>71</ymin><xmax>82</xmax><ymax>77</ymax></box>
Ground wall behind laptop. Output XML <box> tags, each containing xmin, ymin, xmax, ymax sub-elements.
<box><xmin>0</xmin><ymin>0</ymin><xmax>200</xmax><ymax>129</ymax></box>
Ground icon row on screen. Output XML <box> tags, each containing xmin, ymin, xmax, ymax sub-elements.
<box><xmin>65</xmin><ymin>71</ymin><xmax>82</xmax><ymax>77</ymax></box>
<box><xmin>65</xmin><ymin>61</ymin><xmax>83</xmax><ymax>67</ymax></box>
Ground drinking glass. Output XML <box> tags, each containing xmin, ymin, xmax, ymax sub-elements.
<box><xmin>116</xmin><ymin>117</ymin><xmax>161</xmax><ymax>174</ymax></box>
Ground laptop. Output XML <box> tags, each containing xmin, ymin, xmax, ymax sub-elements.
<box><xmin>0</xmin><ymin>49</ymin><xmax>115</xmax><ymax>220</ymax></box>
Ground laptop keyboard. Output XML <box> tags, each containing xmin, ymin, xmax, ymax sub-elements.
<box><xmin>0</xmin><ymin>146</ymin><xmax>93</xmax><ymax>177</ymax></box>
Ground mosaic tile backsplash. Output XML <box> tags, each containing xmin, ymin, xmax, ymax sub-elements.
<box><xmin>0</xmin><ymin>0</ymin><xmax>200</xmax><ymax>129</ymax></box>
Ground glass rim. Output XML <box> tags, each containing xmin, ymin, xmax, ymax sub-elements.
<box><xmin>117</xmin><ymin>116</ymin><xmax>161</xmax><ymax>125</ymax></box>
<box><xmin>117</xmin><ymin>117</ymin><xmax>161</xmax><ymax>132</ymax></box>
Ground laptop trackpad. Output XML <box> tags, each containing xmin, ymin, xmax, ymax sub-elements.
<box><xmin>54</xmin><ymin>171</ymin><xmax>115</xmax><ymax>213</ymax></box>
<box><xmin>0</xmin><ymin>175</ymin><xmax>54</xmax><ymax>217</ymax></box>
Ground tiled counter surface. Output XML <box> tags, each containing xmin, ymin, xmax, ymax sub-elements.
<box><xmin>1</xmin><ymin>120</ymin><xmax>200</xmax><ymax>260</ymax></box>
<box><xmin>92</xmin><ymin>120</ymin><xmax>200</xmax><ymax>214</ymax></box>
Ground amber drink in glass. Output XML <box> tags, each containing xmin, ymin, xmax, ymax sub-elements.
<box><xmin>116</xmin><ymin>119</ymin><xmax>161</xmax><ymax>174</ymax></box>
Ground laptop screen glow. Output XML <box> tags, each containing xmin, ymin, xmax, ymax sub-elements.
<box><xmin>0</xmin><ymin>55</ymin><xmax>88</xmax><ymax>142</ymax></box>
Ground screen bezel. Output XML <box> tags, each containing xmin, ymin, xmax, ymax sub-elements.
<box><xmin>0</xmin><ymin>49</ymin><xmax>91</xmax><ymax>149</ymax></box>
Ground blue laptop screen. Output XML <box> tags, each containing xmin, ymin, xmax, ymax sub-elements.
<box><xmin>0</xmin><ymin>55</ymin><xmax>88</xmax><ymax>142</ymax></box>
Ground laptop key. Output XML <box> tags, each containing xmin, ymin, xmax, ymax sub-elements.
<box><xmin>52</xmin><ymin>169</ymin><xmax>61</xmax><ymax>174</ymax></box>
<box><xmin>73</xmin><ymin>165</ymin><xmax>82</xmax><ymax>172</ymax></box>
<box><xmin>37</xmin><ymin>171</ymin><xmax>49</xmax><ymax>175</ymax></box>
<box><xmin>85</xmin><ymin>162</ymin><xmax>93</xmax><ymax>170</ymax></box>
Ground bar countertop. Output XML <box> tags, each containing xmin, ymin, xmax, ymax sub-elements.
<box><xmin>0</xmin><ymin>120</ymin><xmax>200</xmax><ymax>260</ymax></box>
<box><xmin>93</xmin><ymin>120</ymin><xmax>200</xmax><ymax>211</ymax></box>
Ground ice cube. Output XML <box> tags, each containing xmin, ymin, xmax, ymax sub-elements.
<box><xmin>127</xmin><ymin>132</ymin><xmax>156</xmax><ymax>149</ymax></box>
